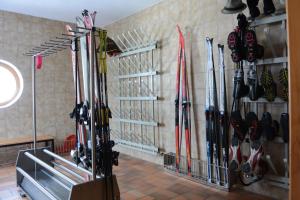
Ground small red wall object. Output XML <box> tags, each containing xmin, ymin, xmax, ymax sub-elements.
<box><xmin>35</xmin><ymin>55</ymin><xmax>43</xmax><ymax>69</ymax></box>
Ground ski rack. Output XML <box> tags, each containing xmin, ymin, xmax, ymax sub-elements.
<box><xmin>20</xmin><ymin>27</ymin><xmax>120</xmax><ymax>200</ymax></box>
<box><xmin>108</xmin><ymin>28</ymin><xmax>160</xmax><ymax>155</ymax></box>
<box><xmin>163</xmin><ymin>153</ymin><xmax>230</xmax><ymax>191</ymax></box>
<box><xmin>242</xmin><ymin>12</ymin><xmax>289</xmax><ymax>190</ymax></box>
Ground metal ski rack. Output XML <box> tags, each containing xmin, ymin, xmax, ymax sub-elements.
<box><xmin>109</xmin><ymin>28</ymin><xmax>160</xmax><ymax>155</ymax></box>
<box><xmin>163</xmin><ymin>153</ymin><xmax>229</xmax><ymax>190</ymax></box>
<box><xmin>19</xmin><ymin>26</ymin><xmax>120</xmax><ymax>200</ymax></box>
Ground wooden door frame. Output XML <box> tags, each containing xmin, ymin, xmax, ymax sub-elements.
<box><xmin>287</xmin><ymin>0</ymin><xmax>300</xmax><ymax>199</ymax></box>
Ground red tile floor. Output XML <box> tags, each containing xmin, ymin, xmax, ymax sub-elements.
<box><xmin>114</xmin><ymin>155</ymin><xmax>273</xmax><ymax>200</ymax></box>
<box><xmin>0</xmin><ymin>154</ymin><xmax>273</xmax><ymax>200</ymax></box>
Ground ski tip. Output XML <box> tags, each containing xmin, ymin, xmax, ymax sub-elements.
<box><xmin>218</xmin><ymin>44</ymin><xmax>224</xmax><ymax>49</ymax></box>
<box><xmin>176</xmin><ymin>25</ymin><xmax>182</xmax><ymax>34</ymax></box>
<box><xmin>205</xmin><ymin>37</ymin><xmax>213</xmax><ymax>43</ymax></box>
<box><xmin>82</xmin><ymin>9</ymin><xmax>89</xmax><ymax>16</ymax></box>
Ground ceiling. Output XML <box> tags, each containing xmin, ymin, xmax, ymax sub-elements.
<box><xmin>0</xmin><ymin>0</ymin><xmax>163</xmax><ymax>26</ymax></box>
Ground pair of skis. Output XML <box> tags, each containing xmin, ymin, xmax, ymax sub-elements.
<box><xmin>175</xmin><ymin>25</ymin><xmax>192</xmax><ymax>175</ymax></box>
<box><xmin>205</xmin><ymin>38</ymin><xmax>229</xmax><ymax>186</ymax></box>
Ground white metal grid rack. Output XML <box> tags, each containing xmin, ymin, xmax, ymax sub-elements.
<box><xmin>109</xmin><ymin>28</ymin><xmax>160</xmax><ymax>154</ymax></box>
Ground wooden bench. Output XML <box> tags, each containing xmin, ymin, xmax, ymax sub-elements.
<box><xmin>0</xmin><ymin>135</ymin><xmax>55</xmax><ymax>152</ymax></box>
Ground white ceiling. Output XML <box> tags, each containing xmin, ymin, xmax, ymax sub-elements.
<box><xmin>0</xmin><ymin>0</ymin><xmax>163</xmax><ymax>26</ymax></box>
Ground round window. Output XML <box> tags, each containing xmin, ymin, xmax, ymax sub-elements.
<box><xmin>0</xmin><ymin>60</ymin><xmax>23</xmax><ymax>108</ymax></box>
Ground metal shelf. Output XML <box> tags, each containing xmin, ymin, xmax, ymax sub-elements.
<box><xmin>118</xmin><ymin>118</ymin><xmax>159</xmax><ymax>126</ymax></box>
<box><xmin>245</xmin><ymin>57</ymin><xmax>288</xmax><ymax>66</ymax></box>
<box><xmin>116</xmin><ymin>96</ymin><xmax>158</xmax><ymax>101</ymax></box>
<box><xmin>250</xmin><ymin>13</ymin><xmax>286</xmax><ymax>27</ymax></box>
<box><xmin>265</xmin><ymin>174</ymin><xmax>289</xmax><ymax>190</ymax></box>
<box><xmin>242</xmin><ymin>97</ymin><xmax>287</xmax><ymax>104</ymax></box>
<box><xmin>118</xmin><ymin>71</ymin><xmax>158</xmax><ymax>79</ymax></box>
<box><xmin>256</xmin><ymin>57</ymin><xmax>288</xmax><ymax>65</ymax></box>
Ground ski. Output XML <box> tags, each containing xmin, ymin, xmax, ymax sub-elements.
<box><xmin>179</xmin><ymin>27</ymin><xmax>191</xmax><ymax>175</ymax></box>
<box><xmin>205</xmin><ymin>38</ymin><xmax>213</xmax><ymax>183</ymax></box>
<box><xmin>175</xmin><ymin>26</ymin><xmax>183</xmax><ymax>172</ymax></box>
<box><xmin>218</xmin><ymin>44</ymin><xmax>229</xmax><ymax>186</ymax></box>
<box><xmin>175</xmin><ymin>25</ymin><xmax>192</xmax><ymax>175</ymax></box>
<box><xmin>76</xmin><ymin>16</ymin><xmax>90</xmax><ymax>141</ymax></box>
<box><xmin>66</xmin><ymin>25</ymin><xmax>87</xmax><ymax>160</ymax></box>
<box><xmin>206</xmin><ymin>38</ymin><xmax>220</xmax><ymax>184</ymax></box>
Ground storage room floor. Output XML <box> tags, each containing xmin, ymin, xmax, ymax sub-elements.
<box><xmin>0</xmin><ymin>154</ymin><xmax>273</xmax><ymax>200</ymax></box>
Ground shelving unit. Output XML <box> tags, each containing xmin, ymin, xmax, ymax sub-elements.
<box><xmin>242</xmin><ymin>97</ymin><xmax>286</xmax><ymax>104</ymax></box>
<box><xmin>109</xmin><ymin>28</ymin><xmax>160</xmax><ymax>154</ymax></box>
<box><xmin>242</xmin><ymin>12</ymin><xmax>289</xmax><ymax>189</ymax></box>
<box><xmin>251</xmin><ymin>56</ymin><xmax>288</xmax><ymax>66</ymax></box>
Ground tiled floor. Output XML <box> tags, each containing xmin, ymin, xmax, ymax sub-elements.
<box><xmin>0</xmin><ymin>154</ymin><xmax>273</xmax><ymax>200</ymax></box>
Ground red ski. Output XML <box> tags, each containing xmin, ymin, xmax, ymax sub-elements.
<box><xmin>175</xmin><ymin>25</ymin><xmax>192</xmax><ymax>175</ymax></box>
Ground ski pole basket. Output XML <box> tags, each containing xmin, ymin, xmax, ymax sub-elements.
<box><xmin>163</xmin><ymin>153</ymin><xmax>230</xmax><ymax>190</ymax></box>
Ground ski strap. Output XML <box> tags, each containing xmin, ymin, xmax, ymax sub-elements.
<box><xmin>98</xmin><ymin>30</ymin><xmax>108</xmax><ymax>74</ymax></box>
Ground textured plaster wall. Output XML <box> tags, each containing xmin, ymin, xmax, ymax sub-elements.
<box><xmin>105</xmin><ymin>0</ymin><xmax>287</xmax><ymax>198</ymax></box>
<box><xmin>0</xmin><ymin>10</ymin><xmax>75</xmax><ymax>141</ymax></box>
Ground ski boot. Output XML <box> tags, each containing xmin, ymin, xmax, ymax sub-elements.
<box><xmin>247</xmin><ymin>66</ymin><xmax>264</xmax><ymax>100</ymax></box>
<box><xmin>261</xmin><ymin>112</ymin><xmax>278</xmax><ymax>141</ymax></box>
<box><xmin>230</xmin><ymin>110</ymin><xmax>248</xmax><ymax>141</ymax></box>
<box><xmin>279</xmin><ymin>68</ymin><xmax>288</xmax><ymax>101</ymax></box>
<box><xmin>233</xmin><ymin>68</ymin><xmax>249</xmax><ymax>99</ymax></box>
<box><xmin>240</xmin><ymin>140</ymin><xmax>265</xmax><ymax>185</ymax></box>
<box><xmin>280</xmin><ymin>113</ymin><xmax>289</xmax><ymax>143</ymax></box>
<box><xmin>229</xmin><ymin>135</ymin><xmax>243</xmax><ymax>171</ymax></box>
<box><xmin>261</xmin><ymin>66</ymin><xmax>277</xmax><ymax>102</ymax></box>
<box><xmin>263</xmin><ymin>0</ymin><xmax>276</xmax><ymax>15</ymax></box>
<box><xmin>228</xmin><ymin>31</ymin><xmax>242</xmax><ymax>63</ymax></box>
<box><xmin>247</xmin><ymin>0</ymin><xmax>260</xmax><ymax>19</ymax></box>
<box><xmin>246</xmin><ymin>112</ymin><xmax>263</xmax><ymax>141</ymax></box>
<box><xmin>237</xmin><ymin>13</ymin><xmax>249</xmax><ymax>31</ymax></box>
<box><xmin>245</xmin><ymin>29</ymin><xmax>264</xmax><ymax>62</ymax></box>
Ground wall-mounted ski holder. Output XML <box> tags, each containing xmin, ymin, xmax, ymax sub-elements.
<box><xmin>163</xmin><ymin>153</ymin><xmax>230</xmax><ymax>191</ymax></box>
<box><xmin>22</xmin><ymin>26</ymin><xmax>120</xmax><ymax>200</ymax></box>
<box><xmin>109</xmin><ymin>28</ymin><xmax>160</xmax><ymax>155</ymax></box>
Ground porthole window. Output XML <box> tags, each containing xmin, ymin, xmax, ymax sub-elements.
<box><xmin>0</xmin><ymin>60</ymin><xmax>23</xmax><ymax>108</ymax></box>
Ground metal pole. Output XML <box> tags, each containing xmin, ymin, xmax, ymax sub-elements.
<box><xmin>32</xmin><ymin>56</ymin><xmax>37</xmax><ymax>153</ymax></box>
<box><xmin>52</xmin><ymin>162</ymin><xmax>86</xmax><ymax>182</ymax></box>
<box><xmin>89</xmin><ymin>27</ymin><xmax>96</xmax><ymax>180</ymax></box>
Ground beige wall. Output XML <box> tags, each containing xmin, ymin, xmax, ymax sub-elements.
<box><xmin>0</xmin><ymin>10</ymin><xmax>74</xmax><ymax>141</ymax></box>
<box><xmin>106</xmin><ymin>0</ymin><xmax>287</xmax><ymax>198</ymax></box>
<box><xmin>0</xmin><ymin>1</ymin><xmax>288</xmax><ymax>198</ymax></box>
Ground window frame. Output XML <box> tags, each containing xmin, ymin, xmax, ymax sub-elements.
<box><xmin>0</xmin><ymin>59</ymin><xmax>23</xmax><ymax>108</ymax></box>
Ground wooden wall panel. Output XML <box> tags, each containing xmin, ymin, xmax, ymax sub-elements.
<box><xmin>287</xmin><ymin>0</ymin><xmax>300</xmax><ymax>199</ymax></box>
